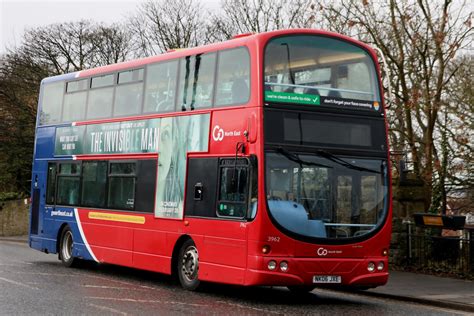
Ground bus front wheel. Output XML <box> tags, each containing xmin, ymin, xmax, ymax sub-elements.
<box><xmin>177</xmin><ymin>239</ymin><xmax>200</xmax><ymax>290</ymax></box>
<box><xmin>59</xmin><ymin>226</ymin><xmax>78</xmax><ymax>267</ymax></box>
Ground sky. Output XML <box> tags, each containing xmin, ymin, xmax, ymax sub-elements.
<box><xmin>0</xmin><ymin>0</ymin><xmax>220</xmax><ymax>54</ymax></box>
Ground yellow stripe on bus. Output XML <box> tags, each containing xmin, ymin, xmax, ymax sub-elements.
<box><xmin>88</xmin><ymin>212</ymin><xmax>146</xmax><ymax>224</ymax></box>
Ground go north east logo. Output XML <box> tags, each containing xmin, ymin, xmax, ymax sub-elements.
<box><xmin>212</xmin><ymin>125</ymin><xmax>242</xmax><ymax>142</ymax></box>
<box><xmin>317</xmin><ymin>247</ymin><xmax>343</xmax><ymax>256</ymax></box>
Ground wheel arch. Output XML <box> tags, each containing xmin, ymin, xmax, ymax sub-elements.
<box><xmin>56</xmin><ymin>223</ymin><xmax>70</xmax><ymax>254</ymax></box>
<box><xmin>171</xmin><ymin>234</ymin><xmax>193</xmax><ymax>278</ymax></box>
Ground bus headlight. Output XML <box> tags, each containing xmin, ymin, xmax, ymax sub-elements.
<box><xmin>268</xmin><ymin>260</ymin><xmax>277</xmax><ymax>271</ymax></box>
<box><xmin>377</xmin><ymin>261</ymin><xmax>385</xmax><ymax>271</ymax></box>
<box><xmin>367</xmin><ymin>262</ymin><xmax>375</xmax><ymax>272</ymax></box>
<box><xmin>280</xmin><ymin>261</ymin><xmax>289</xmax><ymax>272</ymax></box>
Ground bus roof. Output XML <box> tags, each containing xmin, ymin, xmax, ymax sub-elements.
<box><xmin>41</xmin><ymin>28</ymin><xmax>377</xmax><ymax>85</ymax></box>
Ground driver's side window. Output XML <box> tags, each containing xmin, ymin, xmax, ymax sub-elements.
<box><xmin>217</xmin><ymin>159</ymin><xmax>249</xmax><ymax>218</ymax></box>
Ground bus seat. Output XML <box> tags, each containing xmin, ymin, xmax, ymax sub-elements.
<box><xmin>232</xmin><ymin>79</ymin><xmax>249</xmax><ymax>104</ymax></box>
<box><xmin>267</xmin><ymin>200</ymin><xmax>326</xmax><ymax>238</ymax></box>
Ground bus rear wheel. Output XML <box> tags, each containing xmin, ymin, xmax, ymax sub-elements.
<box><xmin>59</xmin><ymin>226</ymin><xmax>78</xmax><ymax>267</ymax></box>
<box><xmin>177</xmin><ymin>239</ymin><xmax>200</xmax><ymax>291</ymax></box>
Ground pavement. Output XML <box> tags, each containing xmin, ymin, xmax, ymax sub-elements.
<box><xmin>363</xmin><ymin>270</ymin><xmax>474</xmax><ymax>313</ymax></box>
<box><xmin>2</xmin><ymin>235</ymin><xmax>473</xmax><ymax>312</ymax></box>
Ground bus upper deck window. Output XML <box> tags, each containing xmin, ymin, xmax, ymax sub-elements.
<box><xmin>144</xmin><ymin>61</ymin><xmax>179</xmax><ymax>114</ymax></box>
<box><xmin>86</xmin><ymin>87</ymin><xmax>114</xmax><ymax>119</ymax></box>
<box><xmin>91</xmin><ymin>74</ymin><xmax>114</xmax><ymax>88</ymax></box>
<box><xmin>178</xmin><ymin>53</ymin><xmax>216</xmax><ymax>111</ymax></box>
<box><xmin>215</xmin><ymin>47</ymin><xmax>250</xmax><ymax>107</ymax></box>
<box><xmin>40</xmin><ymin>82</ymin><xmax>64</xmax><ymax>125</ymax></box>
<box><xmin>113</xmin><ymin>82</ymin><xmax>143</xmax><ymax>117</ymax></box>
<box><xmin>118</xmin><ymin>69</ymin><xmax>144</xmax><ymax>84</ymax></box>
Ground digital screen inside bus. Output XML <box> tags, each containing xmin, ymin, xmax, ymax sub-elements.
<box><xmin>264</xmin><ymin>35</ymin><xmax>381</xmax><ymax>111</ymax></box>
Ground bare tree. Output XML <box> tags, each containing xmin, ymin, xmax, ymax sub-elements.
<box><xmin>434</xmin><ymin>55</ymin><xmax>474</xmax><ymax>211</ymax></box>
<box><xmin>208</xmin><ymin>0</ymin><xmax>320</xmax><ymax>41</ymax></box>
<box><xmin>0</xmin><ymin>55</ymin><xmax>43</xmax><ymax>193</ymax></box>
<box><xmin>91</xmin><ymin>24</ymin><xmax>134</xmax><ymax>65</ymax></box>
<box><xmin>16</xmin><ymin>20</ymin><xmax>133</xmax><ymax>75</ymax></box>
<box><xmin>323</xmin><ymin>0</ymin><xmax>473</xmax><ymax>211</ymax></box>
<box><xmin>129</xmin><ymin>0</ymin><xmax>208</xmax><ymax>56</ymax></box>
<box><xmin>0</xmin><ymin>20</ymin><xmax>134</xmax><ymax>194</ymax></box>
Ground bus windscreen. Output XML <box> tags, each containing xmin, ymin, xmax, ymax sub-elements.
<box><xmin>264</xmin><ymin>35</ymin><xmax>381</xmax><ymax>111</ymax></box>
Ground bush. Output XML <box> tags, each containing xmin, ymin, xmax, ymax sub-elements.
<box><xmin>0</xmin><ymin>192</ymin><xmax>24</xmax><ymax>202</ymax></box>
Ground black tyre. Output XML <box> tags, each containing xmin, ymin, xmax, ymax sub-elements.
<box><xmin>59</xmin><ymin>226</ymin><xmax>78</xmax><ymax>267</ymax></box>
<box><xmin>287</xmin><ymin>285</ymin><xmax>315</xmax><ymax>294</ymax></box>
<box><xmin>177</xmin><ymin>239</ymin><xmax>200</xmax><ymax>290</ymax></box>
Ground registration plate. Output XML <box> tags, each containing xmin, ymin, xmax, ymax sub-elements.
<box><xmin>313</xmin><ymin>275</ymin><xmax>341</xmax><ymax>284</ymax></box>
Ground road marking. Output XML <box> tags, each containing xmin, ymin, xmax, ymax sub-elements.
<box><xmin>215</xmin><ymin>301</ymin><xmax>282</xmax><ymax>315</ymax></box>
<box><xmin>82</xmin><ymin>285</ymin><xmax>130</xmax><ymax>290</ymax></box>
<box><xmin>0</xmin><ymin>276</ymin><xmax>39</xmax><ymax>290</ymax></box>
<box><xmin>0</xmin><ymin>264</ymin><xmax>21</xmax><ymax>266</ymax></box>
<box><xmin>0</xmin><ymin>262</ymin><xmax>33</xmax><ymax>266</ymax></box>
<box><xmin>88</xmin><ymin>303</ymin><xmax>128</xmax><ymax>316</ymax></box>
<box><xmin>3</xmin><ymin>271</ymin><xmax>76</xmax><ymax>277</ymax></box>
<box><xmin>79</xmin><ymin>274</ymin><xmax>159</xmax><ymax>290</ymax></box>
<box><xmin>86</xmin><ymin>296</ymin><xmax>208</xmax><ymax>307</ymax></box>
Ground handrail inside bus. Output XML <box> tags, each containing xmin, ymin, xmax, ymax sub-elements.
<box><xmin>264</xmin><ymin>82</ymin><xmax>374</xmax><ymax>96</ymax></box>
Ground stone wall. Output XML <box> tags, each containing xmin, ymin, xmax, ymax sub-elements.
<box><xmin>390</xmin><ymin>181</ymin><xmax>427</xmax><ymax>266</ymax></box>
<box><xmin>0</xmin><ymin>199</ymin><xmax>30</xmax><ymax>236</ymax></box>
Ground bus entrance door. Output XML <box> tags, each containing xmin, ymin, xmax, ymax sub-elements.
<box><xmin>185</xmin><ymin>157</ymin><xmax>250</xmax><ymax>284</ymax></box>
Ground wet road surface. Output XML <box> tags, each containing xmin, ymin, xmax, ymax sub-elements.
<box><xmin>0</xmin><ymin>240</ymin><xmax>469</xmax><ymax>315</ymax></box>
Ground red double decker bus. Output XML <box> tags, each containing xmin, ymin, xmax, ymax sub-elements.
<box><xmin>29</xmin><ymin>29</ymin><xmax>391</xmax><ymax>291</ymax></box>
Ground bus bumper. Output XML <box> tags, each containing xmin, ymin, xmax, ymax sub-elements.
<box><xmin>244</xmin><ymin>255</ymin><xmax>389</xmax><ymax>288</ymax></box>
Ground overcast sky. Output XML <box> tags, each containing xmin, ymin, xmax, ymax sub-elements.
<box><xmin>0</xmin><ymin>0</ymin><xmax>220</xmax><ymax>54</ymax></box>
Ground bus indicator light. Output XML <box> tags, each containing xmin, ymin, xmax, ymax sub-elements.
<box><xmin>262</xmin><ymin>245</ymin><xmax>271</xmax><ymax>254</ymax></box>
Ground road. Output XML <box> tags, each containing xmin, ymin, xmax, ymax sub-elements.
<box><xmin>0</xmin><ymin>240</ymin><xmax>469</xmax><ymax>315</ymax></box>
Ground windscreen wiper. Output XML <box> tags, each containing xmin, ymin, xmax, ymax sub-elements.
<box><xmin>314</xmin><ymin>149</ymin><xmax>381</xmax><ymax>174</ymax></box>
<box><xmin>276</xmin><ymin>147</ymin><xmax>332</xmax><ymax>169</ymax></box>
